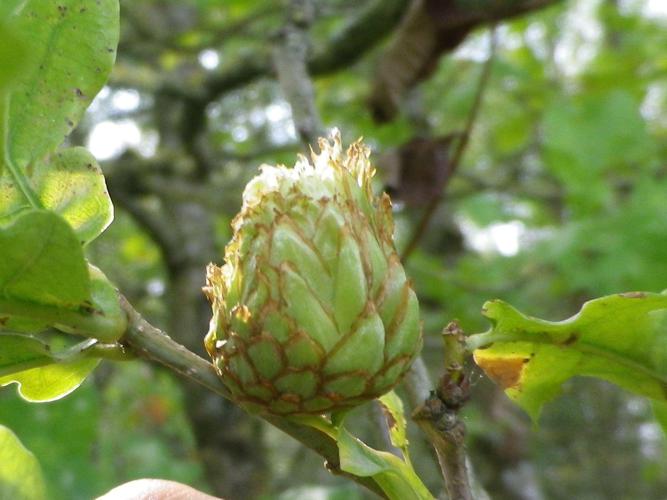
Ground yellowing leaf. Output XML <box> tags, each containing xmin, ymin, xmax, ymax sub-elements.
<box><xmin>378</xmin><ymin>391</ymin><xmax>409</xmax><ymax>454</ymax></box>
<box><xmin>470</xmin><ymin>293</ymin><xmax>667</xmax><ymax>421</ymax></box>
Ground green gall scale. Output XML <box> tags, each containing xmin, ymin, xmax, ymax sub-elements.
<box><xmin>204</xmin><ymin>131</ymin><xmax>422</xmax><ymax>415</ymax></box>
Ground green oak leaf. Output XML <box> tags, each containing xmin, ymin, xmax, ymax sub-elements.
<box><xmin>0</xmin><ymin>334</ymin><xmax>55</xmax><ymax>378</ymax></box>
<box><xmin>0</xmin><ymin>210</ymin><xmax>89</xmax><ymax>307</ymax></box>
<box><xmin>301</xmin><ymin>412</ymin><xmax>432</xmax><ymax>499</ymax></box>
<box><xmin>0</xmin><ymin>1</ymin><xmax>118</xmax><ymax>245</ymax></box>
<box><xmin>0</xmin><ymin>148</ymin><xmax>113</xmax><ymax>245</ymax></box>
<box><xmin>0</xmin><ymin>331</ymin><xmax>119</xmax><ymax>402</ymax></box>
<box><xmin>378</xmin><ymin>391</ymin><xmax>410</xmax><ymax>459</ymax></box>
<box><xmin>0</xmin><ymin>210</ymin><xmax>125</xmax><ymax>341</ymax></box>
<box><xmin>2</xmin><ymin>0</ymin><xmax>119</xmax><ymax>172</ymax></box>
<box><xmin>337</xmin><ymin>428</ymin><xmax>433</xmax><ymax>500</ymax></box>
<box><xmin>0</xmin><ymin>425</ymin><xmax>47</xmax><ymax>500</ymax></box>
<box><xmin>0</xmin><ymin>332</ymin><xmax>101</xmax><ymax>402</ymax></box>
<box><xmin>0</xmin><ymin>357</ymin><xmax>99</xmax><ymax>403</ymax></box>
<box><xmin>470</xmin><ymin>293</ymin><xmax>667</xmax><ymax>421</ymax></box>
<box><xmin>0</xmin><ymin>18</ymin><xmax>29</xmax><ymax>91</ymax></box>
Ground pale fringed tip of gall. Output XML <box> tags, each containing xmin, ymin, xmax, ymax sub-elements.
<box><xmin>242</xmin><ymin>129</ymin><xmax>375</xmax><ymax>210</ymax></box>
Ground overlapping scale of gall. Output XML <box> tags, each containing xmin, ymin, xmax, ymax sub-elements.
<box><xmin>204</xmin><ymin>130</ymin><xmax>422</xmax><ymax>415</ymax></box>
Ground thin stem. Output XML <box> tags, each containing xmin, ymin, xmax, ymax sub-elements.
<box><xmin>285</xmin><ymin>414</ymin><xmax>339</xmax><ymax>440</ymax></box>
<box><xmin>119</xmin><ymin>296</ymin><xmax>232</xmax><ymax>397</ymax></box>
<box><xmin>83</xmin><ymin>341</ymin><xmax>136</xmax><ymax>362</ymax></box>
<box><xmin>0</xmin><ymin>338</ymin><xmax>132</xmax><ymax>378</ymax></box>
<box><xmin>413</xmin><ymin>322</ymin><xmax>473</xmax><ymax>500</ymax></box>
<box><xmin>414</xmin><ymin>407</ymin><xmax>471</xmax><ymax>500</ymax></box>
<box><xmin>0</xmin><ymin>297</ymin><xmax>123</xmax><ymax>342</ymax></box>
<box><xmin>404</xmin><ymin>355</ymin><xmax>490</xmax><ymax>499</ymax></box>
<box><xmin>401</xmin><ymin>26</ymin><xmax>498</xmax><ymax>262</ymax></box>
<box><xmin>465</xmin><ymin>330</ymin><xmax>504</xmax><ymax>351</ymax></box>
<box><xmin>118</xmin><ymin>297</ymin><xmax>386</xmax><ymax>498</ymax></box>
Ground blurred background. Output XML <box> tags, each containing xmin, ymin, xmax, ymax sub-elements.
<box><xmin>2</xmin><ymin>0</ymin><xmax>667</xmax><ymax>498</ymax></box>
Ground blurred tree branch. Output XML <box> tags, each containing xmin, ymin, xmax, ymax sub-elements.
<box><xmin>115</xmin><ymin>0</ymin><xmax>410</xmax><ymax>100</ymax></box>
<box><xmin>273</xmin><ymin>0</ymin><xmax>323</xmax><ymax>147</ymax></box>
<box><xmin>370</xmin><ymin>0</ymin><xmax>563</xmax><ymax>121</ymax></box>
<box><xmin>401</xmin><ymin>26</ymin><xmax>498</xmax><ymax>262</ymax></box>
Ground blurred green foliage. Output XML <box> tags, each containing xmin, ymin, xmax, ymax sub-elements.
<box><xmin>0</xmin><ymin>364</ymin><xmax>209</xmax><ymax>499</ymax></box>
<box><xmin>2</xmin><ymin>0</ymin><xmax>667</xmax><ymax>498</ymax></box>
<box><xmin>0</xmin><ymin>425</ymin><xmax>46</xmax><ymax>500</ymax></box>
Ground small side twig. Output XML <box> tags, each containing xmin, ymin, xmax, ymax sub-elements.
<box><xmin>401</xmin><ymin>26</ymin><xmax>498</xmax><ymax>262</ymax></box>
<box><xmin>413</xmin><ymin>322</ymin><xmax>472</xmax><ymax>500</ymax></box>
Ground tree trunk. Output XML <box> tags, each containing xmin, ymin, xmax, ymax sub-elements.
<box><xmin>166</xmin><ymin>202</ymin><xmax>268</xmax><ymax>500</ymax></box>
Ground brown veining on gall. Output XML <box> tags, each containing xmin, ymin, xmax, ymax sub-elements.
<box><xmin>203</xmin><ymin>131</ymin><xmax>422</xmax><ymax>415</ymax></box>
<box><xmin>620</xmin><ymin>291</ymin><xmax>647</xmax><ymax>299</ymax></box>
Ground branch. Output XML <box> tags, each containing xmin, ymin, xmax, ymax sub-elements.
<box><xmin>413</xmin><ymin>322</ymin><xmax>473</xmax><ymax>500</ymax></box>
<box><xmin>370</xmin><ymin>0</ymin><xmax>562</xmax><ymax>120</ymax></box>
<box><xmin>404</xmin><ymin>328</ymin><xmax>491</xmax><ymax>499</ymax></box>
<box><xmin>414</xmin><ymin>399</ymin><xmax>471</xmax><ymax>500</ymax></box>
<box><xmin>121</xmin><ymin>5</ymin><xmax>281</xmax><ymax>56</ymax></box>
<box><xmin>272</xmin><ymin>0</ymin><xmax>323</xmax><ymax>148</ymax></box>
<box><xmin>307</xmin><ymin>0</ymin><xmax>410</xmax><ymax>75</ymax></box>
<box><xmin>118</xmin><ymin>297</ymin><xmax>386</xmax><ymax>498</ymax></box>
<box><xmin>154</xmin><ymin>0</ymin><xmax>410</xmax><ymax>103</ymax></box>
<box><xmin>400</xmin><ymin>26</ymin><xmax>497</xmax><ymax>262</ymax></box>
